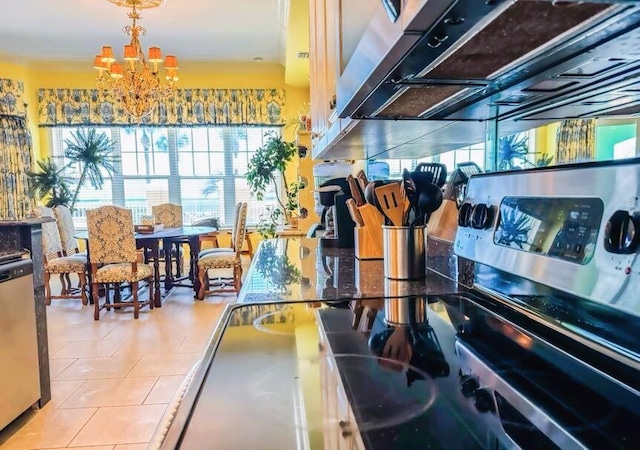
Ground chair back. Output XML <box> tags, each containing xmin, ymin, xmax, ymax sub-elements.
<box><xmin>87</xmin><ymin>205</ymin><xmax>137</xmax><ymax>264</ymax></box>
<box><xmin>232</xmin><ymin>202</ymin><xmax>248</xmax><ymax>254</ymax></box>
<box><xmin>36</xmin><ymin>206</ymin><xmax>64</xmax><ymax>261</ymax></box>
<box><xmin>53</xmin><ymin>205</ymin><xmax>81</xmax><ymax>255</ymax></box>
<box><xmin>229</xmin><ymin>201</ymin><xmax>242</xmax><ymax>250</ymax></box>
<box><xmin>152</xmin><ymin>203</ymin><xmax>183</xmax><ymax>228</ymax></box>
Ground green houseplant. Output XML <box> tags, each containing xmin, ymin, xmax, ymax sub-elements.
<box><xmin>28</xmin><ymin>128</ymin><xmax>118</xmax><ymax>212</ymax></box>
<box><xmin>246</xmin><ymin>131</ymin><xmax>302</xmax><ymax>238</ymax></box>
<box><xmin>28</xmin><ymin>158</ymin><xmax>74</xmax><ymax>207</ymax></box>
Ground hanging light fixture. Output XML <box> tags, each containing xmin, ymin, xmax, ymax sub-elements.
<box><xmin>93</xmin><ymin>0</ymin><xmax>179</xmax><ymax>122</ymax></box>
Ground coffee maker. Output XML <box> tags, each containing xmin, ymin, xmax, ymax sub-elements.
<box><xmin>316</xmin><ymin>178</ymin><xmax>355</xmax><ymax>248</ymax></box>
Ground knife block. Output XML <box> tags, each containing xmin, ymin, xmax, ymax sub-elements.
<box><xmin>427</xmin><ymin>199</ymin><xmax>459</xmax><ymax>242</ymax></box>
<box><xmin>354</xmin><ymin>226</ymin><xmax>383</xmax><ymax>260</ymax></box>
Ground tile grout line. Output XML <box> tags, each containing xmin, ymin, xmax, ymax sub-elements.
<box><xmin>123</xmin><ymin>355</ymin><xmax>144</xmax><ymax>378</ymax></box>
<box><xmin>107</xmin><ymin>335</ymin><xmax>131</xmax><ymax>357</ymax></box>
<box><xmin>48</xmin><ymin>340</ymin><xmax>72</xmax><ymax>359</ymax></box>
<box><xmin>141</xmin><ymin>376</ymin><xmax>165</xmax><ymax>405</ymax></box>
<box><xmin>55</xmin><ymin>379</ymin><xmax>88</xmax><ymax>410</ymax></box>
<box><xmin>53</xmin><ymin>358</ymin><xmax>79</xmax><ymax>381</ymax></box>
<box><xmin>58</xmin><ymin>406</ymin><xmax>101</xmax><ymax>449</ymax></box>
<box><xmin>57</xmin><ymin>376</ymin><xmax>160</xmax><ymax>410</ymax></box>
<box><xmin>68</xmin><ymin>404</ymin><xmax>170</xmax><ymax>448</ymax></box>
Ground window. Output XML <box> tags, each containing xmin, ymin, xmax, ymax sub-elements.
<box><xmin>51</xmin><ymin>126</ymin><xmax>280</xmax><ymax>228</ymax></box>
<box><xmin>368</xmin><ymin>142</ymin><xmax>486</xmax><ymax>181</ymax></box>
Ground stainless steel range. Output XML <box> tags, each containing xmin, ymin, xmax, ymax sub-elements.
<box><xmin>451</xmin><ymin>158</ymin><xmax>640</xmax><ymax>449</ymax></box>
<box><xmin>157</xmin><ymin>161</ymin><xmax>640</xmax><ymax>450</ymax></box>
<box><xmin>455</xmin><ymin>158</ymin><xmax>640</xmax><ymax>316</ymax></box>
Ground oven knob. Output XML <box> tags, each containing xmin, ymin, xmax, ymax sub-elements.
<box><xmin>471</xmin><ymin>204</ymin><xmax>494</xmax><ymax>230</ymax></box>
<box><xmin>458</xmin><ymin>202</ymin><xmax>474</xmax><ymax>227</ymax></box>
<box><xmin>460</xmin><ymin>375</ymin><xmax>480</xmax><ymax>398</ymax></box>
<box><xmin>473</xmin><ymin>388</ymin><xmax>495</xmax><ymax>413</ymax></box>
<box><xmin>603</xmin><ymin>210</ymin><xmax>640</xmax><ymax>254</ymax></box>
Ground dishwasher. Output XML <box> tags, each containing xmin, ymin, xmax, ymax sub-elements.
<box><xmin>0</xmin><ymin>256</ymin><xmax>41</xmax><ymax>431</ymax></box>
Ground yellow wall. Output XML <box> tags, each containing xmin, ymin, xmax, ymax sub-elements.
<box><xmin>1</xmin><ymin>60</ymin><xmax>312</xmax><ymax>239</ymax></box>
<box><xmin>534</xmin><ymin>122</ymin><xmax>560</xmax><ymax>163</ymax></box>
<box><xmin>0</xmin><ymin>60</ymin><xmax>41</xmax><ymax>157</ymax></box>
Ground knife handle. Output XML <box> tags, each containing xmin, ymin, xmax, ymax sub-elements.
<box><xmin>356</xmin><ymin>169</ymin><xmax>369</xmax><ymax>193</ymax></box>
<box><xmin>347</xmin><ymin>174</ymin><xmax>365</xmax><ymax>206</ymax></box>
<box><xmin>345</xmin><ymin>198</ymin><xmax>364</xmax><ymax>227</ymax></box>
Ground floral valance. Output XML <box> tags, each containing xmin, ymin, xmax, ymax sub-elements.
<box><xmin>37</xmin><ymin>88</ymin><xmax>286</xmax><ymax>127</ymax></box>
<box><xmin>0</xmin><ymin>78</ymin><xmax>27</xmax><ymax>118</ymax></box>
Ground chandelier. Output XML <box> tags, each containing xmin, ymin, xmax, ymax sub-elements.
<box><xmin>93</xmin><ymin>0</ymin><xmax>178</xmax><ymax>122</ymax></box>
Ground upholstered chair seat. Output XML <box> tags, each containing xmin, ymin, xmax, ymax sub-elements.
<box><xmin>197</xmin><ymin>251</ymin><xmax>239</xmax><ymax>269</ymax></box>
<box><xmin>46</xmin><ymin>255</ymin><xmax>88</xmax><ymax>273</ymax></box>
<box><xmin>198</xmin><ymin>247</ymin><xmax>236</xmax><ymax>258</ymax></box>
<box><xmin>94</xmin><ymin>263</ymin><xmax>153</xmax><ymax>283</ymax></box>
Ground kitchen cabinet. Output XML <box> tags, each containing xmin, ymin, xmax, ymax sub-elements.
<box><xmin>309</xmin><ymin>0</ymin><xmax>376</xmax><ymax>155</ymax></box>
<box><xmin>317</xmin><ymin>311</ymin><xmax>365</xmax><ymax>450</ymax></box>
<box><xmin>309</xmin><ymin>0</ymin><xmax>334</xmax><ymax>145</ymax></box>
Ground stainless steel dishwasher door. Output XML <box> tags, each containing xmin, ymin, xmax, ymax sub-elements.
<box><xmin>0</xmin><ymin>259</ymin><xmax>40</xmax><ymax>431</ymax></box>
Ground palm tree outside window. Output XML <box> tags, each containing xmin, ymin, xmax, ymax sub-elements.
<box><xmin>50</xmin><ymin>126</ymin><xmax>280</xmax><ymax>229</ymax></box>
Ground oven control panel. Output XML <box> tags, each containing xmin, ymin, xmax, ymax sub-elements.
<box><xmin>454</xmin><ymin>160</ymin><xmax>640</xmax><ymax>315</ymax></box>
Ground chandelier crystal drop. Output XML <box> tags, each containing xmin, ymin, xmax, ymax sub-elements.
<box><xmin>94</xmin><ymin>0</ymin><xmax>178</xmax><ymax>122</ymax></box>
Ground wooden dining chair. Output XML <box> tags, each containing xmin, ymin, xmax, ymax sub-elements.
<box><xmin>196</xmin><ymin>202</ymin><xmax>247</xmax><ymax>299</ymax></box>
<box><xmin>36</xmin><ymin>206</ymin><xmax>88</xmax><ymax>306</ymax></box>
<box><xmin>87</xmin><ymin>205</ymin><xmax>154</xmax><ymax>320</ymax></box>
<box><xmin>151</xmin><ymin>203</ymin><xmax>184</xmax><ymax>277</ymax></box>
<box><xmin>198</xmin><ymin>201</ymin><xmax>242</xmax><ymax>257</ymax></box>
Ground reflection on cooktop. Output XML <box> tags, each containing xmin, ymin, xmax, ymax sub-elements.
<box><xmin>326</xmin><ymin>354</ymin><xmax>437</xmax><ymax>432</ymax></box>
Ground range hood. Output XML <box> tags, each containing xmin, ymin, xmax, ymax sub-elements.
<box><xmin>318</xmin><ymin>0</ymin><xmax>640</xmax><ymax>160</ymax></box>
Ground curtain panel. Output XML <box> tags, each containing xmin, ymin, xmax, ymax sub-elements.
<box><xmin>556</xmin><ymin>119</ymin><xmax>596</xmax><ymax>165</ymax></box>
<box><xmin>37</xmin><ymin>88</ymin><xmax>286</xmax><ymax>127</ymax></box>
<box><xmin>0</xmin><ymin>79</ymin><xmax>36</xmax><ymax>221</ymax></box>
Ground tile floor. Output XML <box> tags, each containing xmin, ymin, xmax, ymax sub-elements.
<box><xmin>0</xmin><ymin>272</ymin><xmax>240</xmax><ymax>449</ymax></box>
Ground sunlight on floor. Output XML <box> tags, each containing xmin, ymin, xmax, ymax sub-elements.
<box><xmin>0</xmin><ymin>284</ymin><xmax>236</xmax><ymax>449</ymax></box>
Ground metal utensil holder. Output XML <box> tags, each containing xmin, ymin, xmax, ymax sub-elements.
<box><xmin>382</xmin><ymin>225</ymin><xmax>427</xmax><ymax>280</ymax></box>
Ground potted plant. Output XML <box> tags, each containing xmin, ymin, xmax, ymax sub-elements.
<box><xmin>28</xmin><ymin>128</ymin><xmax>118</xmax><ymax>212</ymax></box>
<box><xmin>246</xmin><ymin>131</ymin><xmax>303</xmax><ymax>238</ymax></box>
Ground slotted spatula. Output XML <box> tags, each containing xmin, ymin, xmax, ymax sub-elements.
<box><xmin>374</xmin><ymin>182</ymin><xmax>404</xmax><ymax>226</ymax></box>
<box><xmin>414</xmin><ymin>162</ymin><xmax>448</xmax><ymax>188</ymax></box>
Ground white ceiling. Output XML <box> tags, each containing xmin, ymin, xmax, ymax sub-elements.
<box><xmin>0</xmin><ymin>0</ymin><xmax>288</xmax><ymax>64</ymax></box>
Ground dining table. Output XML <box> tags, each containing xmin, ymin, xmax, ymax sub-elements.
<box><xmin>76</xmin><ymin>226</ymin><xmax>218</xmax><ymax>306</ymax></box>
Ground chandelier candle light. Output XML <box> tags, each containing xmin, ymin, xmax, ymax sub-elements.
<box><xmin>94</xmin><ymin>0</ymin><xmax>178</xmax><ymax>122</ymax></box>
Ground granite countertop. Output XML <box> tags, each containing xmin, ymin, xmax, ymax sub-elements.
<box><xmin>161</xmin><ymin>295</ymin><xmax>640</xmax><ymax>449</ymax></box>
<box><xmin>237</xmin><ymin>238</ymin><xmax>466</xmax><ymax>303</ymax></box>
